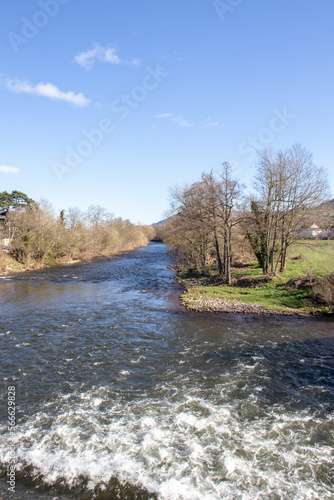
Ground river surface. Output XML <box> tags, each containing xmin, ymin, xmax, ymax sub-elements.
<box><xmin>0</xmin><ymin>243</ymin><xmax>333</xmax><ymax>499</ymax></box>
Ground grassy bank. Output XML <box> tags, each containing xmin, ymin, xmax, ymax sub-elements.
<box><xmin>177</xmin><ymin>240</ymin><xmax>334</xmax><ymax>316</ymax></box>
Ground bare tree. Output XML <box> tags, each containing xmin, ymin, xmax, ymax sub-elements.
<box><xmin>7</xmin><ymin>199</ymin><xmax>153</xmax><ymax>267</ymax></box>
<box><xmin>167</xmin><ymin>182</ymin><xmax>212</xmax><ymax>271</ymax></box>
<box><xmin>217</xmin><ymin>162</ymin><xmax>245</xmax><ymax>283</ymax></box>
<box><xmin>248</xmin><ymin>144</ymin><xmax>330</xmax><ymax>273</ymax></box>
<box><xmin>9</xmin><ymin>200</ymin><xmax>57</xmax><ymax>265</ymax></box>
<box><xmin>201</xmin><ymin>172</ymin><xmax>224</xmax><ymax>275</ymax></box>
<box><xmin>277</xmin><ymin>144</ymin><xmax>329</xmax><ymax>271</ymax></box>
<box><xmin>250</xmin><ymin>148</ymin><xmax>289</xmax><ymax>273</ymax></box>
<box><xmin>165</xmin><ymin>165</ymin><xmax>244</xmax><ymax>279</ymax></box>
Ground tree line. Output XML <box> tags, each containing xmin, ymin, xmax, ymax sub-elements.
<box><xmin>0</xmin><ymin>192</ymin><xmax>155</xmax><ymax>267</ymax></box>
<box><xmin>161</xmin><ymin>144</ymin><xmax>331</xmax><ymax>279</ymax></box>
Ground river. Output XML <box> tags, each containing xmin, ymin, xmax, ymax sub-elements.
<box><xmin>0</xmin><ymin>242</ymin><xmax>333</xmax><ymax>499</ymax></box>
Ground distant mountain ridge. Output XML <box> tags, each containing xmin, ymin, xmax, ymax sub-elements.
<box><xmin>151</xmin><ymin>217</ymin><xmax>172</xmax><ymax>226</ymax></box>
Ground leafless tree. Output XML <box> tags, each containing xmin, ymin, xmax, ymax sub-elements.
<box><xmin>249</xmin><ymin>144</ymin><xmax>330</xmax><ymax>273</ymax></box>
<box><xmin>217</xmin><ymin>162</ymin><xmax>245</xmax><ymax>282</ymax></box>
<box><xmin>165</xmin><ymin>165</ymin><xmax>244</xmax><ymax>279</ymax></box>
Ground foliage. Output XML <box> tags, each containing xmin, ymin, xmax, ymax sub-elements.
<box><xmin>0</xmin><ymin>190</ymin><xmax>34</xmax><ymax>214</ymax></box>
<box><xmin>1</xmin><ymin>196</ymin><xmax>155</xmax><ymax>269</ymax></box>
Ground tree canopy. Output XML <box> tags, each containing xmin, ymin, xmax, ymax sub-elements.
<box><xmin>0</xmin><ymin>190</ymin><xmax>35</xmax><ymax>214</ymax></box>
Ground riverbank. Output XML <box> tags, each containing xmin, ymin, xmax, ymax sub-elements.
<box><xmin>181</xmin><ymin>294</ymin><xmax>301</xmax><ymax>316</ymax></box>
<box><xmin>0</xmin><ymin>252</ymin><xmax>80</xmax><ymax>276</ymax></box>
<box><xmin>176</xmin><ymin>272</ymin><xmax>305</xmax><ymax>316</ymax></box>
<box><xmin>175</xmin><ymin>240</ymin><xmax>334</xmax><ymax>317</ymax></box>
<box><xmin>0</xmin><ymin>242</ymin><xmax>151</xmax><ymax>277</ymax></box>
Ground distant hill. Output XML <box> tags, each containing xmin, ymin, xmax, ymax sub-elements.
<box><xmin>324</xmin><ymin>198</ymin><xmax>334</xmax><ymax>211</ymax></box>
<box><xmin>321</xmin><ymin>198</ymin><xmax>334</xmax><ymax>206</ymax></box>
<box><xmin>151</xmin><ymin>217</ymin><xmax>173</xmax><ymax>226</ymax></box>
<box><xmin>320</xmin><ymin>199</ymin><xmax>334</xmax><ymax>221</ymax></box>
<box><xmin>151</xmin><ymin>217</ymin><xmax>174</xmax><ymax>242</ymax></box>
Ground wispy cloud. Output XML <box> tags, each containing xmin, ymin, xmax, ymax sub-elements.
<box><xmin>155</xmin><ymin>112</ymin><xmax>195</xmax><ymax>127</ymax></box>
<box><xmin>130</xmin><ymin>58</ymin><xmax>141</xmax><ymax>67</ymax></box>
<box><xmin>173</xmin><ymin>116</ymin><xmax>195</xmax><ymax>128</ymax></box>
<box><xmin>155</xmin><ymin>113</ymin><xmax>173</xmax><ymax>119</ymax></box>
<box><xmin>74</xmin><ymin>44</ymin><xmax>139</xmax><ymax>70</ymax></box>
<box><xmin>155</xmin><ymin>114</ymin><xmax>220</xmax><ymax>128</ymax></box>
<box><xmin>0</xmin><ymin>165</ymin><xmax>20</xmax><ymax>174</ymax></box>
<box><xmin>203</xmin><ymin>118</ymin><xmax>220</xmax><ymax>128</ymax></box>
<box><xmin>5</xmin><ymin>78</ymin><xmax>90</xmax><ymax>107</ymax></box>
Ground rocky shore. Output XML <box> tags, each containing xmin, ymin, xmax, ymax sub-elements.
<box><xmin>181</xmin><ymin>296</ymin><xmax>301</xmax><ymax>316</ymax></box>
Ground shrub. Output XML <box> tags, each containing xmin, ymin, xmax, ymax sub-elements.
<box><xmin>313</xmin><ymin>273</ymin><xmax>334</xmax><ymax>312</ymax></box>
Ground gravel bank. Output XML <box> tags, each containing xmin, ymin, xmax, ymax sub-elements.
<box><xmin>182</xmin><ymin>296</ymin><xmax>300</xmax><ymax>316</ymax></box>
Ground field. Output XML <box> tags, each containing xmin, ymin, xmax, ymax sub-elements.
<box><xmin>178</xmin><ymin>240</ymin><xmax>334</xmax><ymax>315</ymax></box>
<box><xmin>285</xmin><ymin>240</ymin><xmax>334</xmax><ymax>278</ymax></box>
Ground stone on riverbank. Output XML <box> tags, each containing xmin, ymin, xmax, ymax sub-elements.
<box><xmin>182</xmin><ymin>296</ymin><xmax>300</xmax><ymax>316</ymax></box>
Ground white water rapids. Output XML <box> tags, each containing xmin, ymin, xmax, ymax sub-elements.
<box><xmin>0</xmin><ymin>244</ymin><xmax>333</xmax><ymax>499</ymax></box>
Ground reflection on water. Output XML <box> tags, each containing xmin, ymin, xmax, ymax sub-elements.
<box><xmin>0</xmin><ymin>243</ymin><xmax>333</xmax><ymax>499</ymax></box>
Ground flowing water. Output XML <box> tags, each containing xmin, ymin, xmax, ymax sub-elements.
<box><xmin>0</xmin><ymin>243</ymin><xmax>333</xmax><ymax>499</ymax></box>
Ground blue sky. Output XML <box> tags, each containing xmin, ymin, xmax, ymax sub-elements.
<box><xmin>1</xmin><ymin>0</ymin><xmax>333</xmax><ymax>224</ymax></box>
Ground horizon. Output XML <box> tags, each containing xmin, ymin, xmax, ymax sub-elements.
<box><xmin>1</xmin><ymin>0</ymin><xmax>333</xmax><ymax>224</ymax></box>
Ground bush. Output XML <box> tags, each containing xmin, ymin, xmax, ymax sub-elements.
<box><xmin>313</xmin><ymin>273</ymin><xmax>334</xmax><ymax>312</ymax></box>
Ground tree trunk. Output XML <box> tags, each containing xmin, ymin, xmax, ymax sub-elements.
<box><xmin>214</xmin><ymin>231</ymin><xmax>223</xmax><ymax>275</ymax></box>
<box><xmin>271</xmin><ymin>215</ymin><xmax>279</xmax><ymax>273</ymax></box>
<box><xmin>226</xmin><ymin>255</ymin><xmax>231</xmax><ymax>284</ymax></box>
<box><xmin>226</xmin><ymin>226</ymin><xmax>232</xmax><ymax>284</ymax></box>
<box><xmin>280</xmin><ymin>245</ymin><xmax>287</xmax><ymax>272</ymax></box>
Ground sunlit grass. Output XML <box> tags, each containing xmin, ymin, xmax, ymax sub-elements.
<box><xmin>285</xmin><ymin>240</ymin><xmax>334</xmax><ymax>278</ymax></box>
<box><xmin>180</xmin><ymin>240</ymin><xmax>334</xmax><ymax>314</ymax></box>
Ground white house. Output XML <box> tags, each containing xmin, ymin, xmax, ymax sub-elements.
<box><xmin>299</xmin><ymin>223</ymin><xmax>323</xmax><ymax>238</ymax></box>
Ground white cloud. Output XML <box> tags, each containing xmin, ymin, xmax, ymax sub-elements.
<box><xmin>130</xmin><ymin>58</ymin><xmax>141</xmax><ymax>66</ymax></box>
<box><xmin>0</xmin><ymin>165</ymin><xmax>20</xmax><ymax>174</ymax></box>
<box><xmin>102</xmin><ymin>47</ymin><xmax>121</xmax><ymax>64</ymax></box>
<box><xmin>173</xmin><ymin>116</ymin><xmax>195</xmax><ymax>127</ymax></box>
<box><xmin>156</xmin><ymin>115</ymin><xmax>219</xmax><ymax>128</ymax></box>
<box><xmin>6</xmin><ymin>79</ymin><xmax>90</xmax><ymax>107</ymax></box>
<box><xmin>74</xmin><ymin>44</ymin><xmax>138</xmax><ymax>70</ymax></box>
<box><xmin>155</xmin><ymin>113</ymin><xmax>173</xmax><ymax>119</ymax></box>
<box><xmin>204</xmin><ymin>118</ymin><xmax>220</xmax><ymax>128</ymax></box>
<box><xmin>155</xmin><ymin>113</ymin><xmax>195</xmax><ymax>127</ymax></box>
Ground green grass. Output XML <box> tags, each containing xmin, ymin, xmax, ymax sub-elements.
<box><xmin>285</xmin><ymin>240</ymin><xmax>334</xmax><ymax>278</ymax></box>
<box><xmin>182</xmin><ymin>283</ymin><xmax>310</xmax><ymax>312</ymax></box>
<box><xmin>179</xmin><ymin>240</ymin><xmax>334</xmax><ymax>315</ymax></box>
